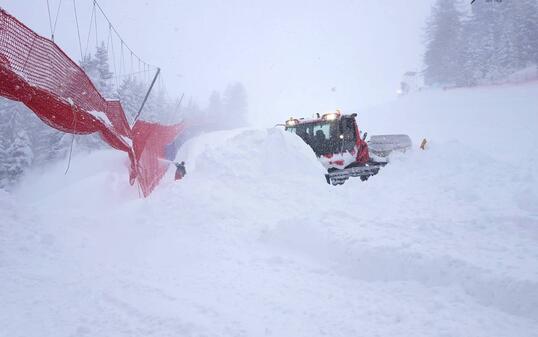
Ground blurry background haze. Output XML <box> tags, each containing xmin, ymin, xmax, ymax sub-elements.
<box><xmin>2</xmin><ymin>0</ymin><xmax>435</xmax><ymax>125</ymax></box>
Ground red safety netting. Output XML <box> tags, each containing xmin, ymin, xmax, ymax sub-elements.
<box><xmin>0</xmin><ymin>8</ymin><xmax>182</xmax><ymax>197</ymax></box>
<box><xmin>132</xmin><ymin>121</ymin><xmax>184</xmax><ymax>197</ymax></box>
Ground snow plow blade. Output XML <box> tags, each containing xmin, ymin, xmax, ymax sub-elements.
<box><xmin>325</xmin><ymin>134</ymin><xmax>411</xmax><ymax>185</ymax></box>
<box><xmin>367</xmin><ymin>134</ymin><xmax>412</xmax><ymax>157</ymax></box>
<box><xmin>325</xmin><ymin>162</ymin><xmax>387</xmax><ymax>185</ymax></box>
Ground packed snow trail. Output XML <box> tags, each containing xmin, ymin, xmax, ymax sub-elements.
<box><xmin>1</xmin><ymin>84</ymin><xmax>538</xmax><ymax>337</ymax></box>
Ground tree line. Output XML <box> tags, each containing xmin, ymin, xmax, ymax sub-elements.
<box><xmin>423</xmin><ymin>0</ymin><xmax>538</xmax><ymax>87</ymax></box>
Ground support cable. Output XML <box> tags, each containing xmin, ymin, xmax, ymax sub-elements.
<box><xmin>65</xmin><ymin>113</ymin><xmax>78</xmax><ymax>175</ymax></box>
<box><xmin>65</xmin><ymin>92</ymin><xmax>79</xmax><ymax>175</ymax></box>
<box><xmin>51</xmin><ymin>0</ymin><xmax>63</xmax><ymax>40</ymax></box>
<box><xmin>94</xmin><ymin>0</ymin><xmax>98</xmax><ymax>49</ymax></box>
<box><xmin>92</xmin><ymin>0</ymin><xmax>155</xmax><ymax>70</ymax></box>
<box><xmin>72</xmin><ymin>0</ymin><xmax>84</xmax><ymax>60</ymax></box>
<box><xmin>84</xmin><ymin>2</ymin><xmax>95</xmax><ymax>57</ymax></box>
<box><xmin>174</xmin><ymin>93</ymin><xmax>185</xmax><ymax>115</ymax></box>
<box><xmin>46</xmin><ymin>0</ymin><xmax>54</xmax><ymax>39</ymax></box>
<box><xmin>109</xmin><ymin>25</ymin><xmax>119</xmax><ymax>90</ymax></box>
<box><xmin>120</xmin><ymin>41</ymin><xmax>124</xmax><ymax>79</ymax></box>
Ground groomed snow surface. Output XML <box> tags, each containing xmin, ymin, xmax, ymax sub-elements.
<box><xmin>2</xmin><ymin>84</ymin><xmax>538</xmax><ymax>336</ymax></box>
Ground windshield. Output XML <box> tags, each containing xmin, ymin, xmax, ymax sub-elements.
<box><xmin>286</xmin><ymin>118</ymin><xmax>356</xmax><ymax>156</ymax></box>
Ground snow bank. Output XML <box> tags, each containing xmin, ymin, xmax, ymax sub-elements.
<box><xmin>1</xmin><ymin>84</ymin><xmax>538</xmax><ymax>337</ymax></box>
<box><xmin>15</xmin><ymin>150</ymin><xmax>139</xmax><ymax>207</ymax></box>
<box><xmin>173</xmin><ymin>127</ymin><xmax>326</xmax><ymax>183</ymax></box>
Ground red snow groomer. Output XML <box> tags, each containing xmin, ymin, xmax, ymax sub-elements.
<box><xmin>283</xmin><ymin>110</ymin><xmax>411</xmax><ymax>185</ymax></box>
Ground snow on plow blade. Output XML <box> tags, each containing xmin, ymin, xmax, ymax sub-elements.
<box><xmin>325</xmin><ymin>162</ymin><xmax>386</xmax><ymax>185</ymax></box>
<box><xmin>325</xmin><ymin>135</ymin><xmax>411</xmax><ymax>185</ymax></box>
<box><xmin>367</xmin><ymin>134</ymin><xmax>412</xmax><ymax>157</ymax></box>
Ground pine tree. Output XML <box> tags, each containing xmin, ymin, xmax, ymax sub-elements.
<box><xmin>447</xmin><ymin>0</ymin><xmax>538</xmax><ymax>86</ymax></box>
<box><xmin>205</xmin><ymin>90</ymin><xmax>223</xmax><ymax>129</ymax></box>
<box><xmin>145</xmin><ymin>88</ymin><xmax>170</xmax><ymax>123</ymax></box>
<box><xmin>25</xmin><ymin>107</ymin><xmax>70</xmax><ymax>164</ymax></box>
<box><xmin>459</xmin><ymin>16</ymin><xmax>479</xmax><ymax>86</ymax></box>
<box><xmin>0</xmin><ymin>140</ymin><xmax>7</xmax><ymax>188</ymax></box>
<box><xmin>182</xmin><ymin>97</ymin><xmax>202</xmax><ymax>123</ymax></box>
<box><xmin>0</xmin><ymin>109</ymin><xmax>9</xmax><ymax>188</ymax></box>
<box><xmin>0</xmin><ymin>100</ymin><xmax>34</xmax><ymax>187</ymax></box>
<box><xmin>80</xmin><ymin>41</ymin><xmax>114</xmax><ymax>99</ymax></box>
<box><xmin>94</xmin><ymin>41</ymin><xmax>114</xmax><ymax>98</ymax></box>
<box><xmin>0</xmin><ymin>97</ymin><xmax>71</xmax><ymax>187</ymax></box>
<box><xmin>74</xmin><ymin>42</ymin><xmax>117</xmax><ymax>151</ymax></box>
<box><xmin>512</xmin><ymin>0</ymin><xmax>538</xmax><ymax>68</ymax></box>
<box><xmin>423</xmin><ymin>0</ymin><xmax>464</xmax><ymax>86</ymax></box>
<box><xmin>80</xmin><ymin>53</ymin><xmax>99</xmax><ymax>86</ymax></box>
<box><xmin>5</xmin><ymin>130</ymin><xmax>33</xmax><ymax>185</ymax></box>
<box><xmin>116</xmin><ymin>76</ymin><xmax>146</xmax><ymax>123</ymax></box>
<box><xmin>116</xmin><ymin>75</ymin><xmax>175</xmax><ymax>124</ymax></box>
<box><xmin>222</xmin><ymin>83</ymin><xmax>248</xmax><ymax>128</ymax></box>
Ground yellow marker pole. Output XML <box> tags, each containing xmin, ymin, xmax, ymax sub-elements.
<box><xmin>420</xmin><ymin>138</ymin><xmax>428</xmax><ymax>150</ymax></box>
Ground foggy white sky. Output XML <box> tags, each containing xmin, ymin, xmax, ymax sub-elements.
<box><xmin>2</xmin><ymin>0</ymin><xmax>436</xmax><ymax>126</ymax></box>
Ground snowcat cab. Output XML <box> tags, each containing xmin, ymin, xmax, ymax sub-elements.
<box><xmin>284</xmin><ymin>111</ymin><xmax>411</xmax><ymax>185</ymax></box>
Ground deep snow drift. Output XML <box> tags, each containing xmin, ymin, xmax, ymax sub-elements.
<box><xmin>1</xmin><ymin>84</ymin><xmax>538</xmax><ymax>337</ymax></box>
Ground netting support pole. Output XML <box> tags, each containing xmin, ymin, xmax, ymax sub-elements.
<box><xmin>134</xmin><ymin>67</ymin><xmax>160</xmax><ymax>122</ymax></box>
<box><xmin>175</xmin><ymin>92</ymin><xmax>185</xmax><ymax>115</ymax></box>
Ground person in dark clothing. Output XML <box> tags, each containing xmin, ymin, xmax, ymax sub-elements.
<box><xmin>174</xmin><ymin>161</ymin><xmax>186</xmax><ymax>180</ymax></box>
<box><xmin>314</xmin><ymin>130</ymin><xmax>327</xmax><ymax>154</ymax></box>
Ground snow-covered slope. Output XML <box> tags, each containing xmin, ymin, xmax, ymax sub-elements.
<box><xmin>1</xmin><ymin>84</ymin><xmax>538</xmax><ymax>337</ymax></box>
<box><xmin>362</xmin><ymin>83</ymin><xmax>538</xmax><ymax>166</ymax></box>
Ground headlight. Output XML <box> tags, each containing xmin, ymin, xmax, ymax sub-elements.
<box><xmin>323</xmin><ymin>113</ymin><xmax>339</xmax><ymax>121</ymax></box>
<box><xmin>285</xmin><ymin>118</ymin><xmax>298</xmax><ymax>126</ymax></box>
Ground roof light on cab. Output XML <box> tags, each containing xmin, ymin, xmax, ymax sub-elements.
<box><xmin>285</xmin><ymin>117</ymin><xmax>299</xmax><ymax>127</ymax></box>
<box><xmin>322</xmin><ymin>111</ymin><xmax>340</xmax><ymax>121</ymax></box>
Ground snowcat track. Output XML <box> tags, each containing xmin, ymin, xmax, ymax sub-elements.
<box><xmin>325</xmin><ymin>163</ymin><xmax>386</xmax><ymax>185</ymax></box>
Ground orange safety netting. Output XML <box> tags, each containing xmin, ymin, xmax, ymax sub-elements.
<box><xmin>0</xmin><ymin>8</ymin><xmax>182</xmax><ymax>197</ymax></box>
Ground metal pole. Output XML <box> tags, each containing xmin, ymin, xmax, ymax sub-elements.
<box><xmin>175</xmin><ymin>92</ymin><xmax>185</xmax><ymax>115</ymax></box>
<box><xmin>134</xmin><ymin>67</ymin><xmax>160</xmax><ymax>122</ymax></box>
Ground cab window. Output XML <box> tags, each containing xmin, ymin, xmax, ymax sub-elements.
<box><xmin>312</xmin><ymin>123</ymin><xmax>331</xmax><ymax>140</ymax></box>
